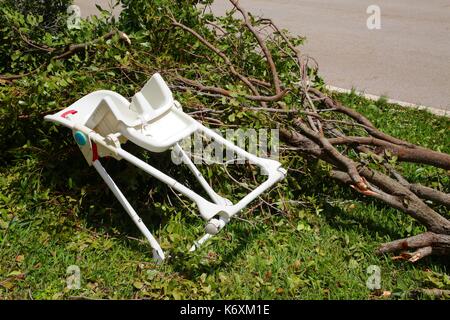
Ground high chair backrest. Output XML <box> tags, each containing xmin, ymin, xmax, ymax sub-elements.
<box><xmin>129</xmin><ymin>73</ymin><xmax>174</xmax><ymax>122</ymax></box>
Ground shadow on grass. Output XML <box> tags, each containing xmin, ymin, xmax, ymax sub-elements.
<box><xmin>320</xmin><ymin>200</ymin><xmax>411</xmax><ymax>240</ymax></box>
<box><xmin>169</xmin><ymin>221</ymin><xmax>267</xmax><ymax>279</ymax></box>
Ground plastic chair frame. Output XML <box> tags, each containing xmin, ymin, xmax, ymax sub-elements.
<box><xmin>44</xmin><ymin>73</ymin><xmax>286</xmax><ymax>261</ymax></box>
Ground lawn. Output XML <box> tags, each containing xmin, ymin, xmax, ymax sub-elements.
<box><xmin>0</xmin><ymin>91</ymin><xmax>448</xmax><ymax>300</ymax></box>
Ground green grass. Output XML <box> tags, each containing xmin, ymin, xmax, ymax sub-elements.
<box><xmin>0</xmin><ymin>92</ymin><xmax>449</xmax><ymax>300</ymax></box>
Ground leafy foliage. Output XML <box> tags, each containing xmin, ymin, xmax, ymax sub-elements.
<box><xmin>1</xmin><ymin>0</ymin><xmax>72</xmax><ymax>31</ymax></box>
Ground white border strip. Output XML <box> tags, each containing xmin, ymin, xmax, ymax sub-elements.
<box><xmin>326</xmin><ymin>85</ymin><xmax>450</xmax><ymax>118</ymax></box>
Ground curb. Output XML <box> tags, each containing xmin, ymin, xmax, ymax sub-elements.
<box><xmin>326</xmin><ymin>85</ymin><xmax>450</xmax><ymax>118</ymax></box>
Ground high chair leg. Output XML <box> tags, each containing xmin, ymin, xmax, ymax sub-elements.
<box><xmin>92</xmin><ymin>159</ymin><xmax>165</xmax><ymax>262</ymax></box>
<box><xmin>189</xmin><ymin>234</ymin><xmax>213</xmax><ymax>252</ymax></box>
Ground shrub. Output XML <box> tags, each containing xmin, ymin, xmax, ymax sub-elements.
<box><xmin>1</xmin><ymin>0</ymin><xmax>72</xmax><ymax>32</ymax></box>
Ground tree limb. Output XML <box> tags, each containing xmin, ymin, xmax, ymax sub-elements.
<box><xmin>175</xmin><ymin>75</ymin><xmax>288</xmax><ymax>102</ymax></box>
<box><xmin>230</xmin><ymin>0</ymin><xmax>282</xmax><ymax>94</ymax></box>
<box><xmin>328</xmin><ymin>136</ymin><xmax>450</xmax><ymax>170</ymax></box>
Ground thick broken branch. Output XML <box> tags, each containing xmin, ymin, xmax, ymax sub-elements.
<box><xmin>377</xmin><ymin>232</ymin><xmax>450</xmax><ymax>261</ymax></box>
<box><xmin>328</xmin><ymin>136</ymin><xmax>450</xmax><ymax>170</ymax></box>
<box><xmin>409</xmin><ymin>184</ymin><xmax>450</xmax><ymax>207</ymax></box>
<box><xmin>293</xmin><ymin>119</ymin><xmax>367</xmax><ymax>190</ymax></box>
<box><xmin>330</xmin><ymin>169</ymin><xmax>450</xmax><ymax>235</ymax></box>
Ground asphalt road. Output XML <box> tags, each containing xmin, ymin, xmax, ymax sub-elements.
<box><xmin>74</xmin><ymin>0</ymin><xmax>450</xmax><ymax>111</ymax></box>
<box><xmin>74</xmin><ymin>0</ymin><xmax>122</xmax><ymax>18</ymax></box>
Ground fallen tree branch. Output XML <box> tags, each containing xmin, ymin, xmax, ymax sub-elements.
<box><xmin>293</xmin><ymin>119</ymin><xmax>368</xmax><ymax>190</ymax></box>
<box><xmin>411</xmin><ymin>288</ymin><xmax>450</xmax><ymax>299</ymax></box>
<box><xmin>53</xmin><ymin>30</ymin><xmax>131</xmax><ymax>60</ymax></box>
<box><xmin>175</xmin><ymin>75</ymin><xmax>289</xmax><ymax>102</ymax></box>
<box><xmin>308</xmin><ymin>87</ymin><xmax>418</xmax><ymax>148</ymax></box>
<box><xmin>377</xmin><ymin>232</ymin><xmax>450</xmax><ymax>261</ymax></box>
<box><xmin>385</xmin><ymin>164</ymin><xmax>450</xmax><ymax>207</ymax></box>
<box><xmin>0</xmin><ymin>30</ymin><xmax>131</xmax><ymax>81</ymax></box>
<box><xmin>330</xmin><ymin>169</ymin><xmax>450</xmax><ymax>234</ymax></box>
<box><xmin>230</xmin><ymin>0</ymin><xmax>282</xmax><ymax>94</ymax></box>
<box><xmin>170</xmin><ymin>16</ymin><xmax>265</xmax><ymax>106</ymax></box>
<box><xmin>409</xmin><ymin>184</ymin><xmax>450</xmax><ymax>207</ymax></box>
<box><xmin>328</xmin><ymin>136</ymin><xmax>450</xmax><ymax>170</ymax></box>
<box><xmin>169</xmin><ymin>0</ymin><xmax>450</xmax><ymax>262</ymax></box>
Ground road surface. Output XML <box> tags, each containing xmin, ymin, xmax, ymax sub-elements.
<box><xmin>74</xmin><ymin>0</ymin><xmax>450</xmax><ymax>111</ymax></box>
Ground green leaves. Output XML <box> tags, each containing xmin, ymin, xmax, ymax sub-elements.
<box><xmin>296</xmin><ymin>221</ymin><xmax>311</xmax><ymax>232</ymax></box>
<box><xmin>25</xmin><ymin>14</ymin><xmax>38</xmax><ymax>27</ymax></box>
<box><xmin>133</xmin><ymin>280</ymin><xmax>144</xmax><ymax>290</ymax></box>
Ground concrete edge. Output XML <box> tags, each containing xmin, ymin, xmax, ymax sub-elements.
<box><xmin>325</xmin><ymin>85</ymin><xmax>450</xmax><ymax>118</ymax></box>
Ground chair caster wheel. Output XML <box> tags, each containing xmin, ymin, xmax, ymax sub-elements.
<box><xmin>205</xmin><ymin>218</ymin><xmax>226</xmax><ymax>235</ymax></box>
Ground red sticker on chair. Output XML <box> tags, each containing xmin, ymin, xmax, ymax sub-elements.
<box><xmin>61</xmin><ymin>110</ymin><xmax>78</xmax><ymax>118</ymax></box>
<box><xmin>92</xmin><ymin>143</ymin><xmax>99</xmax><ymax>162</ymax></box>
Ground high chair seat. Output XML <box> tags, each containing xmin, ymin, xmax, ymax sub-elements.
<box><xmin>124</xmin><ymin>108</ymin><xmax>199</xmax><ymax>153</ymax></box>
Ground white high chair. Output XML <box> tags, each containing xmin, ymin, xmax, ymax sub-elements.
<box><xmin>45</xmin><ymin>73</ymin><xmax>286</xmax><ymax>261</ymax></box>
